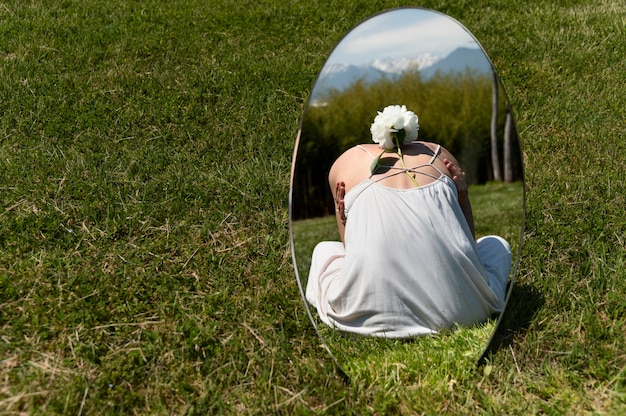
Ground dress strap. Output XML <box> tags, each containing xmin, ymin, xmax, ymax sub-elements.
<box><xmin>371</xmin><ymin>167</ymin><xmax>443</xmax><ymax>183</ymax></box>
<box><xmin>429</xmin><ymin>144</ymin><xmax>441</xmax><ymax>165</ymax></box>
<box><xmin>367</xmin><ymin>143</ymin><xmax>446</xmax><ymax>183</ymax></box>
<box><xmin>356</xmin><ymin>145</ymin><xmax>377</xmax><ymax>160</ymax></box>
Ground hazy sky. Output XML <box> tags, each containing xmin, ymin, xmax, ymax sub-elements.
<box><xmin>325</xmin><ymin>8</ymin><xmax>482</xmax><ymax>66</ymax></box>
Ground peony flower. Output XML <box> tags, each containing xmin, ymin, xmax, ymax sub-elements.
<box><xmin>369</xmin><ymin>105</ymin><xmax>421</xmax><ymax>187</ymax></box>
<box><xmin>370</xmin><ymin>105</ymin><xmax>419</xmax><ymax>149</ymax></box>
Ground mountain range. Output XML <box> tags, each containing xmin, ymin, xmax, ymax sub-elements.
<box><xmin>311</xmin><ymin>47</ymin><xmax>492</xmax><ymax>102</ymax></box>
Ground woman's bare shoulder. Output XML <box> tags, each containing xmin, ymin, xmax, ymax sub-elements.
<box><xmin>344</xmin><ymin>143</ymin><xmax>379</xmax><ymax>154</ymax></box>
<box><xmin>329</xmin><ymin>144</ymin><xmax>377</xmax><ymax>185</ymax></box>
<box><xmin>334</xmin><ymin>144</ymin><xmax>377</xmax><ymax>163</ymax></box>
<box><xmin>413</xmin><ymin>141</ymin><xmax>439</xmax><ymax>151</ymax></box>
<box><xmin>413</xmin><ymin>141</ymin><xmax>455</xmax><ymax>158</ymax></box>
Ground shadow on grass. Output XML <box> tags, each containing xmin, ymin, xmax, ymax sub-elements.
<box><xmin>478</xmin><ymin>282</ymin><xmax>545</xmax><ymax>362</ymax></box>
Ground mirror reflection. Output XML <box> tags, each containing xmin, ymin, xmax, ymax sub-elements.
<box><xmin>290</xmin><ymin>8</ymin><xmax>524</xmax><ymax>376</ymax></box>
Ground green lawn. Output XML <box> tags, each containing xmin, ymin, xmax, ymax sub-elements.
<box><xmin>1</xmin><ymin>0</ymin><xmax>625</xmax><ymax>414</ymax></box>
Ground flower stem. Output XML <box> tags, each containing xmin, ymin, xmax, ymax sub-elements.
<box><xmin>396</xmin><ymin>145</ymin><xmax>419</xmax><ymax>187</ymax></box>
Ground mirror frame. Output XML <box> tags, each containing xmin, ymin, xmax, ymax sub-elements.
<box><xmin>289</xmin><ymin>6</ymin><xmax>525</xmax><ymax>375</ymax></box>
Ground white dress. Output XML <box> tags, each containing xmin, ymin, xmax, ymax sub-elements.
<box><xmin>306</xmin><ymin>146</ymin><xmax>511</xmax><ymax>338</ymax></box>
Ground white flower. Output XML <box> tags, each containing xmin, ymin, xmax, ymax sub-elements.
<box><xmin>370</xmin><ymin>105</ymin><xmax>419</xmax><ymax>149</ymax></box>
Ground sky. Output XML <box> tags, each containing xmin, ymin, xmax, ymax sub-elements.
<box><xmin>324</xmin><ymin>8</ymin><xmax>483</xmax><ymax>66</ymax></box>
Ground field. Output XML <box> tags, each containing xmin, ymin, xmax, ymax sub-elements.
<box><xmin>1</xmin><ymin>0</ymin><xmax>625</xmax><ymax>414</ymax></box>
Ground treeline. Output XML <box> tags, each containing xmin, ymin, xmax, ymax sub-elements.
<box><xmin>292</xmin><ymin>69</ymin><xmax>523</xmax><ymax>220</ymax></box>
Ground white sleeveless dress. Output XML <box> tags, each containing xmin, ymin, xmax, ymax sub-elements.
<box><xmin>306</xmin><ymin>145</ymin><xmax>511</xmax><ymax>338</ymax></box>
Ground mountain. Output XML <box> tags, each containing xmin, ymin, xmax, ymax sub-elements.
<box><xmin>310</xmin><ymin>47</ymin><xmax>492</xmax><ymax>102</ymax></box>
<box><xmin>420</xmin><ymin>47</ymin><xmax>492</xmax><ymax>78</ymax></box>
<box><xmin>370</xmin><ymin>53</ymin><xmax>439</xmax><ymax>74</ymax></box>
<box><xmin>313</xmin><ymin>63</ymin><xmax>389</xmax><ymax>98</ymax></box>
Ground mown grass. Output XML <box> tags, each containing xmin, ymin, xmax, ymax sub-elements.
<box><xmin>1</xmin><ymin>0</ymin><xmax>625</xmax><ymax>414</ymax></box>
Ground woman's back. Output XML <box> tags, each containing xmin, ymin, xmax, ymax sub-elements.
<box><xmin>330</xmin><ymin>142</ymin><xmax>451</xmax><ymax>192</ymax></box>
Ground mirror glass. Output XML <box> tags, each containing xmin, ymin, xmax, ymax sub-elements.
<box><xmin>289</xmin><ymin>7</ymin><xmax>524</xmax><ymax>378</ymax></box>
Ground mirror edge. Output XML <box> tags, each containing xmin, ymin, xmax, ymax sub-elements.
<box><xmin>289</xmin><ymin>128</ymin><xmax>349</xmax><ymax>381</ymax></box>
<box><xmin>478</xmin><ymin>145</ymin><xmax>526</xmax><ymax>363</ymax></box>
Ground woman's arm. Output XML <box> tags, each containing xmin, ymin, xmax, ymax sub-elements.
<box><xmin>332</xmin><ymin>181</ymin><xmax>347</xmax><ymax>243</ymax></box>
<box><xmin>328</xmin><ymin>153</ymin><xmax>349</xmax><ymax>244</ymax></box>
<box><xmin>443</xmin><ymin>157</ymin><xmax>475</xmax><ymax>239</ymax></box>
<box><xmin>328</xmin><ymin>145</ymin><xmax>373</xmax><ymax>244</ymax></box>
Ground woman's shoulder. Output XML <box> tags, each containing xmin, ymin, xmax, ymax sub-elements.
<box><xmin>407</xmin><ymin>141</ymin><xmax>440</xmax><ymax>151</ymax></box>
<box><xmin>345</xmin><ymin>143</ymin><xmax>379</xmax><ymax>153</ymax></box>
<box><xmin>339</xmin><ymin>141</ymin><xmax>440</xmax><ymax>154</ymax></box>
<box><xmin>403</xmin><ymin>141</ymin><xmax>454</xmax><ymax>158</ymax></box>
<box><xmin>334</xmin><ymin>144</ymin><xmax>378</xmax><ymax>162</ymax></box>
<box><xmin>329</xmin><ymin>144</ymin><xmax>378</xmax><ymax>185</ymax></box>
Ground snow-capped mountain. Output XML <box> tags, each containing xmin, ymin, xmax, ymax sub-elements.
<box><xmin>420</xmin><ymin>47</ymin><xmax>492</xmax><ymax>79</ymax></box>
<box><xmin>311</xmin><ymin>47</ymin><xmax>491</xmax><ymax>102</ymax></box>
<box><xmin>370</xmin><ymin>52</ymin><xmax>439</xmax><ymax>73</ymax></box>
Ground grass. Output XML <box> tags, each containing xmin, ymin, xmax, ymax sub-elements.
<box><xmin>1</xmin><ymin>0</ymin><xmax>625</xmax><ymax>414</ymax></box>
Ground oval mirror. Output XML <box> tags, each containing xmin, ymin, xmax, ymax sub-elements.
<box><xmin>289</xmin><ymin>7</ymin><xmax>524</xmax><ymax>379</ymax></box>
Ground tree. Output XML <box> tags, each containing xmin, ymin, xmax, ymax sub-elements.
<box><xmin>490</xmin><ymin>71</ymin><xmax>502</xmax><ymax>182</ymax></box>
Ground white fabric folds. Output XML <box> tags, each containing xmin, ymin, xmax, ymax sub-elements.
<box><xmin>306</xmin><ymin>176</ymin><xmax>511</xmax><ymax>338</ymax></box>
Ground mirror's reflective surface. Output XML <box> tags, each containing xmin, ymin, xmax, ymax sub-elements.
<box><xmin>290</xmin><ymin>8</ymin><xmax>524</xmax><ymax>378</ymax></box>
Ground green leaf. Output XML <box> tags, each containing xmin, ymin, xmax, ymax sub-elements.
<box><xmin>370</xmin><ymin>149</ymin><xmax>392</xmax><ymax>174</ymax></box>
<box><xmin>370</xmin><ymin>152</ymin><xmax>383</xmax><ymax>174</ymax></box>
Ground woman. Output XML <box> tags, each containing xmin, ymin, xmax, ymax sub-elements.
<box><xmin>305</xmin><ymin>105</ymin><xmax>511</xmax><ymax>338</ymax></box>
